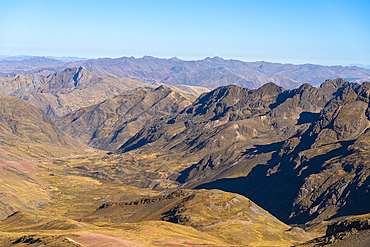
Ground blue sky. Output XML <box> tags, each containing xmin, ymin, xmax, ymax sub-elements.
<box><xmin>1</xmin><ymin>0</ymin><xmax>369</xmax><ymax>65</ymax></box>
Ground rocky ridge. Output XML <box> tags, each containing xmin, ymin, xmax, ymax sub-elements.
<box><xmin>117</xmin><ymin>78</ymin><xmax>370</xmax><ymax>225</ymax></box>
<box><xmin>0</xmin><ymin>67</ymin><xmax>150</xmax><ymax>119</ymax></box>
<box><xmin>55</xmin><ymin>85</ymin><xmax>197</xmax><ymax>151</ymax></box>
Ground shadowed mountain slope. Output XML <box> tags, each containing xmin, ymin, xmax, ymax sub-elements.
<box><xmin>117</xmin><ymin>80</ymin><xmax>331</xmax><ymax>154</ymax></box>
<box><xmin>193</xmin><ymin>81</ymin><xmax>370</xmax><ymax>224</ymax></box>
<box><xmin>0</xmin><ymin>67</ymin><xmax>151</xmax><ymax>119</ymax></box>
<box><xmin>55</xmin><ymin>85</ymin><xmax>197</xmax><ymax>151</ymax></box>
<box><xmin>301</xmin><ymin>213</ymin><xmax>370</xmax><ymax>246</ymax></box>
<box><xmin>116</xmin><ymin>78</ymin><xmax>370</xmax><ymax>225</ymax></box>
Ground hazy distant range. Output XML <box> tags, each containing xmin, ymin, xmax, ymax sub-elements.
<box><xmin>1</xmin><ymin>55</ymin><xmax>370</xmax><ymax>89</ymax></box>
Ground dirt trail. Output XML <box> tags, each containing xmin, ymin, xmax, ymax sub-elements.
<box><xmin>69</xmin><ymin>231</ymin><xmax>147</xmax><ymax>247</ymax></box>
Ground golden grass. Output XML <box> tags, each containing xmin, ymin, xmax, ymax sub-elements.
<box><xmin>0</xmin><ymin>153</ymin><xmax>314</xmax><ymax>246</ymax></box>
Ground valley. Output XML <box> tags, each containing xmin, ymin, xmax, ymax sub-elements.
<box><xmin>0</xmin><ymin>57</ymin><xmax>370</xmax><ymax>246</ymax></box>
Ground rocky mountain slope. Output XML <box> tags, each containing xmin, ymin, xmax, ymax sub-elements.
<box><xmin>0</xmin><ymin>67</ymin><xmax>150</xmax><ymax>118</ymax></box>
<box><xmin>55</xmin><ymin>85</ymin><xmax>197</xmax><ymax>151</ymax></box>
<box><xmin>302</xmin><ymin>213</ymin><xmax>370</xmax><ymax>246</ymax></box>
<box><xmin>116</xmin><ymin>78</ymin><xmax>370</xmax><ymax>225</ymax></box>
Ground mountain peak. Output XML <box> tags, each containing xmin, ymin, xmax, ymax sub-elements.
<box><xmin>204</xmin><ymin>56</ymin><xmax>224</xmax><ymax>61</ymax></box>
<box><xmin>320</xmin><ymin>78</ymin><xmax>349</xmax><ymax>89</ymax></box>
<box><xmin>169</xmin><ymin>57</ymin><xmax>182</xmax><ymax>61</ymax></box>
<box><xmin>319</xmin><ymin>78</ymin><xmax>350</xmax><ymax>97</ymax></box>
<box><xmin>155</xmin><ymin>84</ymin><xmax>171</xmax><ymax>91</ymax></box>
<box><xmin>256</xmin><ymin>82</ymin><xmax>285</xmax><ymax>96</ymax></box>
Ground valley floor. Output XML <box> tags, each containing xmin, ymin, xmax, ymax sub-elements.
<box><xmin>0</xmin><ymin>153</ymin><xmax>315</xmax><ymax>246</ymax></box>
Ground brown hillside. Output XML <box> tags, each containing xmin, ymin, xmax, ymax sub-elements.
<box><xmin>0</xmin><ymin>94</ymin><xmax>85</xmax><ymax>161</ymax></box>
<box><xmin>83</xmin><ymin>189</ymin><xmax>312</xmax><ymax>245</ymax></box>
<box><xmin>0</xmin><ymin>67</ymin><xmax>151</xmax><ymax>119</ymax></box>
<box><xmin>0</xmin><ymin>94</ymin><xmax>89</xmax><ymax>219</ymax></box>
<box><xmin>55</xmin><ymin>85</ymin><xmax>197</xmax><ymax>151</ymax></box>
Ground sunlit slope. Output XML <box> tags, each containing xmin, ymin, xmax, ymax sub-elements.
<box><xmin>0</xmin><ymin>154</ymin><xmax>313</xmax><ymax>246</ymax></box>
<box><xmin>0</xmin><ymin>161</ymin><xmax>50</xmax><ymax>219</ymax></box>
<box><xmin>0</xmin><ymin>211</ymin><xmax>224</xmax><ymax>246</ymax></box>
<box><xmin>0</xmin><ymin>67</ymin><xmax>151</xmax><ymax>119</ymax></box>
<box><xmin>0</xmin><ymin>94</ymin><xmax>89</xmax><ymax>219</ymax></box>
<box><xmin>0</xmin><ymin>94</ymin><xmax>85</xmax><ymax>161</ymax></box>
<box><xmin>55</xmin><ymin>85</ymin><xmax>196</xmax><ymax>151</ymax></box>
<box><xmin>83</xmin><ymin>189</ymin><xmax>312</xmax><ymax>246</ymax></box>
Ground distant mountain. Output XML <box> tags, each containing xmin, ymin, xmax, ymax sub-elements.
<box><xmin>1</xmin><ymin>56</ymin><xmax>370</xmax><ymax>89</ymax></box>
<box><xmin>0</xmin><ymin>57</ymin><xmax>63</xmax><ymax>76</ymax></box>
<box><xmin>350</xmin><ymin>63</ymin><xmax>370</xmax><ymax>69</ymax></box>
<box><xmin>63</xmin><ymin>56</ymin><xmax>369</xmax><ymax>89</ymax></box>
<box><xmin>45</xmin><ymin>56</ymin><xmax>90</xmax><ymax>62</ymax></box>
<box><xmin>0</xmin><ymin>55</ymin><xmax>89</xmax><ymax>62</ymax></box>
<box><xmin>0</xmin><ymin>55</ymin><xmax>36</xmax><ymax>61</ymax></box>
<box><xmin>55</xmin><ymin>85</ymin><xmax>197</xmax><ymax>151</ymax></box>
<box><xmin>116</xmin><ymin>78</ymin><xmax>370</xmax><ymax>225</ymax></box>
<box><xmin>0</xmin><ymin>67</ymin><xmax>151</xmax><ymax>119</ymax></box>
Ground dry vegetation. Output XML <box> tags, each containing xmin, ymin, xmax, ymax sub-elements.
<box><xmin>0</xmin><ymin>154</ymin><xmax>314</xmax><ymax>246</ymax></box>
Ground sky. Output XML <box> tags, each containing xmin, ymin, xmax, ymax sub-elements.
<box><xmin>0</xmin><ymin>0</ymin><xmax>369</xmax><ymax>66</ymax></box>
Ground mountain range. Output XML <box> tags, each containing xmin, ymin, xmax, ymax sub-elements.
<box><xmin>1</xmin><ymin>55</ymin><xmax>370</xmax><ymax>245</ymax></box>
<box><xmin>1</xmin><ymin>56</ymin><xmax>370</xmax><ymax>90</ymax></box>
<box><xmin>0</xmin><ymin>66</ymin><xmax>150</xmax><ymax>119</ymax></box>
<box><xmin>55</xmin><ymin>85</ymin><xmax>196</xmax><ymax>151</ymax></box>
<box><xmin>116</xmin><ymin>78</ymin><xmax>370</xmax><ymax>227</ymax></box>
